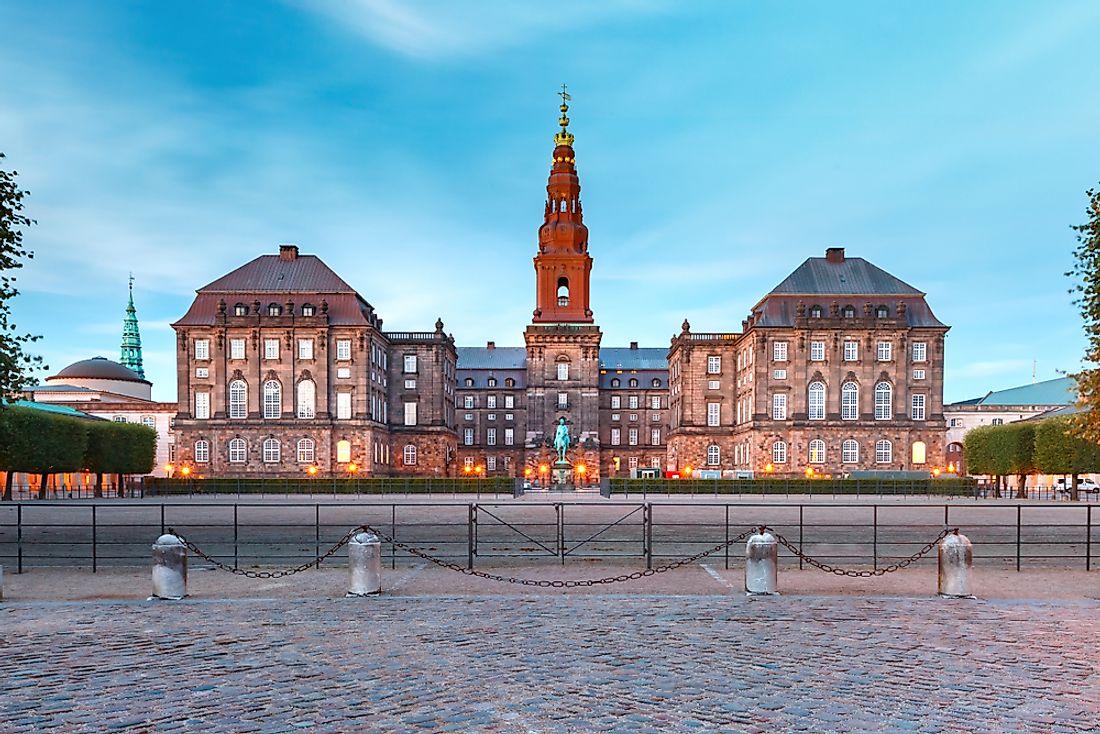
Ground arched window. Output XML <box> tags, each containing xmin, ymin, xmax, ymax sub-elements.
<box><xmin>912</xmin><ymin>441</ymin><xmax>927</xmax><ymax>465</ymax></box>
<box><xmin>262</xmin><ymin>438</ymin><xmax>280</xmax><ymax>463</ymax></box>
<box><xmin>263</xmin><ymin>380</ymin><xmax>281</xmax><ymax>419</ymax></box>
<box><xmin>403</xmin><ymin>444</ymin><xmax>417</xmax><ymax>466</ymax></box>
<box><xmin>301</xmin><ymin>303</ymin><xmax>315</xmax><ymax>317</ymax></box>
<box><xmin>842</xmin><ymin>305</ymin><xmax>856</xmax><ymax>318</ymax></box>
<box><xmin>652</xmin><ymin>378</ymin><xmax>661</xmax><ymax>388</ymax></box>
<box><xmin>842</xmin><ymin>439</ymin><xmax>859</xmax><ymax>464</ymax></box>
<box><xmin>876</xmin><ymin>305</ymin><xmax>889</xmax><ymax>318</ymax></box>
<box><xmin>228</xmin><ymin>438</ymin><xmax>247</xmax><ymax>463</ymax></box>
<box><xmin>841</xmin><ymin>382</ymin><xmax>859</xmax><ymax>420</ymax></box>
<box><xmin>611</xmin><ymin>378</ymin><xmax>620</xmax><ymax>388</ymax></box>
<box><xmin>296</xmin><ymin>438</ymin><xmax>315</xmax><ymax>463</ymax></box>
<box><xmin>875</xmin><ymin>440</ymin><xmax>893</xmax><ymax>464</ymax></box>
<box><xmin>706</xmin><ymin>444</ymin><xmax>720</xmax><ymax>466</ymax></box>
<box><xmin>557</xmin><ymin>277</ymin><xmax>569</xmax><ymax>307</ymax></box>
<box><xmin>808</xmin><ymin>381</ymin><xmax>825</xmax><ymax>420</ymax></box>
<box><xmin>233</xmin><ymin>302</ymin><xmax>248</xmax><ymax>316</ymax></box>
<box><xmin>487</xmin><ymin>377</ymin><xmax>497</xmax><ymax>387</ymax></box>
<box><xmin>464</xmin><ymin>378</ymin><xmax>474</xmax><ymax>387</ymax></box>
<box><xmin>809</xmin><ymin>439</ymin><xmax>825</xmax><ymax>464</ymax></box>
<box><xmin>874</xmin><ymin>382</ymin><xmax>892</xmax><ymax>420</ymax></box>
<box><xmin>297</xmin><ymin>379</ymin><xmax>316</xmax><ymax>419</ymax></box>
<box><xmin>194</xmin><ymin>440</ymin><xmax>210</xmax><ymax>463</ymax></box>
<box><xmin>629</xmin><ymin>378</ymin><xmax>638</xmax><ymax>388</ymax></box>
<box><xmin>809</xmin><ymin>305</ymin><xmax>823</xmax><ymax>318</ymax></box>
<box><xmin>772</xmin><ymin>441</ymin><xmax>787</xmax><ymax>464</ymax></box>
<box><xmin>505</xmin><ymin>378</ymin><xmax>515</xmax><ymax>387</ymax></box>
<box><xmin>267</xmin><ymin>303</ymin><xmax>282</xmax><ymax>316</ymax></box>
<box><xmin>336</xmin><ymin>439</ymin><xmax>351</xmax><ymax>463</ymax></box>
<box><xmin>228</xmin><ymin>379</ymin><xmax>247</xmax><ymax>419</ymax></box>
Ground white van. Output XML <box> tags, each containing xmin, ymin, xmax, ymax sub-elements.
<box><xmin>1054</xmin><ymin>477</ymin><xmax>1100</xmax><ymax>494</ymax></box>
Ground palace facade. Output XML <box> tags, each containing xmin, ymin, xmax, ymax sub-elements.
<box><xmin>171</xmin><ymin>98</ymin><xmax>948</xmax><ymax>479</ymax></box>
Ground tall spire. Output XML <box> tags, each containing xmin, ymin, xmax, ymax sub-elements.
<box><xmin>120</xmin><ymin>274</ymin><xmax>145</xmax><ymax>379</ymax></box>
<box><xmin>554</xmin><ymin>83</ymin><xmax>574</xmax><ymax>147</ymax></box>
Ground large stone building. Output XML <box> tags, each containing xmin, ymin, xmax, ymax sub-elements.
<box><xmin>169</xmin><ymin>96</ymin><xmax>948</xmax><ymax>479</ymax></box>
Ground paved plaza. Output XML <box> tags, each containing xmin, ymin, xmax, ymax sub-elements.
<box><xmin>3</xmin><ymin>594</ymin><xmax>1099</xmax><ymax>733</ymax></box>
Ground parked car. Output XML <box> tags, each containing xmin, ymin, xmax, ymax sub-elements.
<box><xmin>1054</xmin><ymin>477</ymin><xmax>1100</xmax><ymax>494</ymax></box>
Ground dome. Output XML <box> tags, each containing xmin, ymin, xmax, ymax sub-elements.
<box><xmin>50</xmin><ymin>357</ymin><xmax>150</xmax><ymax>385</ymax></box>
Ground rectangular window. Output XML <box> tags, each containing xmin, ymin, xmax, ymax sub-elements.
<box><xmin>487</xmin><ymin>395</ymin><xmax>497</xmax><ymax>409</ymax></box>
<box><xmin>772</xmin><ymin>341</ymin><xmax>788</xmax><ymax>362</ymax></box>
<box><xmin>629</xmin><ymin>413</ymin><xmax>638</xmax><ymax>422</ymax></box>
<box><xmin>911</xmin><ymin>394</ymin><xmax>926</xmax><ymax>421</ymax></box>
<box><xmin>628</xmin><ymin>395</ymin><xmax>639</xmax><ymax>409</ymax></box>
<box><xmin>557</xmin><ymin>392</ymin><xmax>568</xmax><ymax>409</ymax></box>
<box><xmin>504</xmin><ymin>394</ymin><xmax>514</xmax><ymax>409</ymax></box>
<box><xmin>810</xmin><ymin>341</ymin><xmax>825</xmax><ymax>361</ymax></box>
<box><xmin>628</xmin><ymin>428</ymin><xmax>638</xmax><ymax>446</ymax></box>
<box><xmin>194</xmin><ymin>392</ymin><xmax>209</xmax><ymax>419</ymax></box>
<box><xmin>877</xmin><ymin>342</ymin><xmax>892</xmax><ymax>361</ymax></box>
<box><xmin>194</xmin><ymin>339</ymin><xmax>209</xmax><ymax>361</ymax></box>
<box><xmin>773</xmin><ymin>369</ymin><xmax>786</xmax><ymax>380</ymax></box>
<box><xmin>264</xmin><ymin>339</ymin><xmax>279</xmax><ymax>359</ymax></box>
<box><xmin>404</xmin><ymin>402</ymin><xmax>417</xmax><ymax>426</ymax></box>
<box><xmin>337</xmin><ymin>392</ymin><xmax>352</xmax><ymax>420</ymax></box>
<box><xmin>611</xmin><ymin>395</ymin><xmax>621</xmax><ymax>409</ymax></box>
<box><xmin>336</xmin><ymin>339</ymin><xmax>352</xmax><ymax>361</ymax></box>
<box><xmin>842</xmin><ymin>441</ymin><xmax>859</xmax><ymax>464</ymax></box>
<box><xmin>487</xmin><ymin>428</ymin><xmax>497</xmax><ymax>446</ymax></box>
<box><xmin>298</xmin><ymin>339</ymin><xmax>313</xmax><ymax>360</ymax></box>
<box><xmin>707</xmin><ymin>402</ymin><xmax>720</xmax><ymax>427</ymax></box>
<box><xmin>403</xmin><ymin>355</ymin><xmax>417</xmax><ymax>373</ymax></box>
<box><xmin>650</xmin><ymin>395</ymin><xmax>660</xmax><ymax>410</ymax></box>
<box><xmin>611</xmin><ymin>428</ymin><xmax>621</xmax><ymax>446</ymax></box>
<box><xmin>628</xmin><ymin>457</ymin><xmax>638</xmax><ymax>470</ymax></box>
<box><xmin>843</xmin><ymin>341</ymin><xmax>858</xmax><ymax>362</ymax></box>
<box><xmin>707</xmin><ymin>380</ymin><xmax>720</xmax><ymax>390</ymax></box>
<box><xmin>950</xmin><ymin>418</ymin><xmax>963</xmax><ymax>427</ymax></box>
<box><xmin>487</xmin><ymin>456</ymin><xmax>497</xmax><ymax>471</ymax></box>
<box><xmin>504</xmin><ymin>428</ymin><xmax>514</xmax><ymax>446</ymax></box>
<box><xmin>230</xmin><ymin>338</ymin><xmax>245</xmax><ymax>360</ymax></box>
<box><xmin>464</xmin><ymin>395</ymin><xmax>474</xmax><ymax>409</ymax></box>
<box><xmin>611</xmin><ymin>413</ymin><xmax>620</xmax><ymax>422</ymax></box>
<box><xmin>912</xmin><ymin>342</ymin><xmax>927</xmax><ymax>362</ymax></box>
<box><xmin>404</xmin><ymin>378</ymin><xmax>416</xmax><ymax>389</ymax></box>
<box><xmin>195</xmin><ymin>367</ymin><xmax>208</xmax><ymax>378</ymax></box>
<box><xmin>505</xmin><ymin>413</ymin><xmax>514</xmax><ymax>421</ymax></box>
<box><xmin>992</xmin><ymin>418</ymin><xmax>1004</xmax><ymax>426</ymax></box>
<box><xmin>464</xmin><ymin>428</ymin><xmax>474</xmax><ymax>445</ymax></box>
<box><xmin>913</xmin><ymin>369</ymin><xmax>926</xmax><ymax>380</ymax></box>
<box><xmin>194</xmin><ymin>441</ymin><xmax>209</xmax><ymax>463</ymax></box>
<box><xmin>650</xmin><ymin>428</ymin><xmax>661</xmax><ymax>445</ymax></box>
<box><xmin>772</xmin><ymin>394</ymin><xmax>787</xmax><ymax>421</ymax></box>
<box><xmin>557</xmin><ymin>363</ymin><xmax>569</xmax><ymax>381</ymax></box>
<box><xmin>464</xmin><ymin>413</ymin><xmax>473</xmax><ymax>421</ymax></box>
<box><xmin>707</xmin><ymin>355</ymin><xmax>721</xmax><ymax>374</ymax></box>
<box><xmin>337</xmin><ymin>367</ymin><xmax>351</xmax><ymax>379</ymax></box>
<box><xmin>487</xmin><ymin>413</ymin><xmax>496</xmax><ymax>421</ymax></box>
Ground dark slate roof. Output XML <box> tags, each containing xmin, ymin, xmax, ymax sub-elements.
<box><xmin>770</xmin><ymin>256</ymin><xmax>923</xmax><ymax>296</ymax></box>
<box><xmin>599</xmin><ymin>347</ymin><xmax>668</xmax><ymax>371</ymax></box>
<box><xmin>200</xmin><ymin>254</ymin><xmax>358</xmax><ymax>293</ymax></box>
<box><xmin>456</xmin><ymin>347</ymin><xmax>528</xmax><ymax>370</ymax></box>
<box><xmin>600</xmin><ymin>373</ymin><xmax>667</xmax><ymax>389</ymax></box>
<box><xmin>50</xmin><ymin>357</ymin><xmax>151</xmax><ymax>385</ymax></box>
<box><xmin>456</xmin><ymin>370</ymin><xmax>528</xmax><ymax>390</ymax></box>
<box><xmin>752</xmin><ymin>296</ymin><xmax>946</xmax><ymax>328</ymax></box>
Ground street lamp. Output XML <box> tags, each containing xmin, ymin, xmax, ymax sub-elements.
<box><xmin>539</xmin><ymin>463</ymin><xmax>549</xmax><ymax>489</ymax></box>
<box><xmin>575</xmin><ymin>463</ymin><xmax>587</xmax><ymax>486</ymax></box>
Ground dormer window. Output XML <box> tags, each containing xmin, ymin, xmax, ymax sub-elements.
<box><xmin>842</xmin><ymin>305</ymin><xmax>856</xmax><ymax>318</ymax></box>
<box><xmin>464</xmin><ymin>378</ymin><xmax>474</xmax><ymax>387</ymax></box>
<box><xmin>233</xmin><ymin>303</ymin><xmax>248</xmax><ymax>316</ymax></box>
<box><xmin>267</xmin><ymin>304</ymin><xmax>282</xmax><ymax>316</ymax></box>
<box><xmin>611</xmin><ymin>378</ymin><xmax>620</xmax><ymax>388</ymax></box>
<box><xmin>876</xmin><ymin>305</ymin><xmax>889</xmax><ymax>318</ymax></box>
<box><xmin>809</xmin><ymin>305</ymin><xmax>823</xmax><ymax>318</ymax></box>
<box><xmin>505</xmin><ymin>378</ymin><xmax>515</xmax><ymax>387</ymax></box>
<box><xmin>301</xmin><ymin>303</ymin><xmax>315</xmax><ymax>317</ymax></box>
<box><xmin>651</xmin><ymin>378</ymin><xmax>661</xmax><ymax>388</ymax></box>
<box><xmin>629</xmin><ymin>378</ymin><xmax>638</xmax><ymax>388</ymax></box>
<box><xmin>487</xmin><ymin>378</ymin><xmax>497</xmax><ymax>387</ymax></box>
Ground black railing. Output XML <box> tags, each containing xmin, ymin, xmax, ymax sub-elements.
<box><xmin>0</xmin><ymin>501</ymin><xmax>1093</xmax><ymax>574</ymax></box>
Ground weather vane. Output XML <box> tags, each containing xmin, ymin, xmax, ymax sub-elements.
<box><xmin>558</xmin><ymin>83</ymin><xmax>571</xmax><ymax>104</ymax></box>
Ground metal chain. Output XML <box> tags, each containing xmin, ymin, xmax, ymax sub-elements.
<box><xmin>168</xmin><ymin>525</ymin><xmax>363</xmax><ymax>579</ymax></box>
<box><xmin>762</xmin><ymin>525</ymin><xmax>957</xmax><ymax>578</ymax></box>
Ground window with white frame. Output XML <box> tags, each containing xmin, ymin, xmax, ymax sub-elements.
<box><xmin>196</xmin><ymin>367</ymin><xmax>208</xmax><ymax>378</ymax></box>
<box><xmin>877</xmin><ymin>341</ymin><xmax>892</xmax><ymax>361</ymax></box>
<box><xmin>487</xmin><ymin>413</ymin><xmax>496</xmax><ymax>422</ymax></box>
<box><xmin>263</xmin><ymin>380</ymin><xmax>281</xmax><ymax>419</ymax></box>
<box><xmin>228</xmin><ymin>438</ymin><xmax>246</xmax><ymax>463</ymax></box>
<box><xmin>337</xmin><ymin>392</ymin><xmax>352</xmax><ymax>420</ymax></box>
<box><xmin>195</xmin><ymin>392</ymin><xmax>210</xmax><ymax>419</ymax></box>
<box><xmin>403</xmin><ymin>401</ymin><xmax>417</xmax><ymax>426</ymax></box>
<box><xmin>628</xmin><ymin>457</ymin><xmax>638</xmax><ymax>470</ymax></box>
<box><xmin>404</xmin><ymin>378</ymin><xmax>415</xmax><ymax>389</ymax></box>
<box><xmin>650</xmin><ymin>395</ymin><xmax>661</xmax><ymax>410</ymax></box>
<box><xmin>913</xmin><ymin>369</ymin><xmax>926</xmax><ymax>380</ymax></box>
<box><xmin>810</xmin><ymin>341</ymin><xmax>825</xmax><ymax>361</ymax></box>
<box><xmin>611</xmin><ymin>395</ymin><xmax>621</xmax><ymax>409</ymax></box>
<box><xmin>809</xmin><ymin>439</ymin><xmax>826</xmax><ymax>464</ymax></box>
<box><xmin>628</xmin><ymin>395</ymin><xmax>639</xmax><ymax>409</ymax></box>
<box><xmin>297</xmin><ymin>339</ymin><xmax>313</xmax><ymax>360</ymax></box>
<box><xmin>771</xmin><ymin>393</ymin><xmax>787</xmax><ymax>421</ymax></box>
<box><xmin>194</xmin><ymin>440</ymin><xmax>210</xmax><ymax>463</ymax></box>
<box><xmin>113</xmin><ymin>416</ymin><xmax>127</xmax><ymax>423</ymax></box>
<box><xmin>875</xmin><ymin>439</ymin><xmax>893</xmax><ymax>464</ymax></box>
<box><xmin>708</xmin><ymin>380</ymin><xmax>720</xmax><ymax>390</ymax></box>
<box><xmin>911</xmin><ymin>394</ymin><xmax>926</xmax><ymax>421</ymax></box>
<box><xmin>228</xmin><ymin>379</ymin><xmax>247</xmax><ymax>419</ymax></box>
<box><xmin>841</xmin><ymin>381</ymin><xmax>858</xmax><ymax>421</ymax></box>
<box><xmin>487</xmin><ymin>395</ymin><xmax>497</xmax><ymax>409</ymax></box>
<box><xmin>808</xmin><ymin>381</ymin><xmax>825</xmax><ymax>420</ymax></box>
<box><xmin>487</xmin><ymin>456</ymin><xmax>497</xmax><ymax>471</ymax></box>
<box><xmin>336</xmin><ymin>440</ymin><xmax>351</xmax><ymax>463</ymax></box>
<box><xmin>707</xmin><ymin>402</ymin><xmax>720</xmax><ymax>426</ymax></box>
<box><xmin>504</xmin><ymin>428</ymin><xmax>514</xmax><ymax>446</ymax></box>
<box><xmin>264</xmin><ymin>339</ymin><xmax>279</xmax><ymax>360</ymax></box>
<box><xmin>650</xmin><ymin>428</ymin><xmax>661</xmax><ymax>445</ymax></box>
<box><xmin>772</xmin><ymin>441</ymin><xmax>787</xmax><ymax>464</ymax></box>
<box><xmin>949</xmin><ymin>418</ymin><xmax>963</xmax><ymax>427</ymax></box>
<box><xmin>194</xmin><ymin>339</ymin><xmax>209</xmax><ymax>361</ymax></box>
<box><xmin>842</xmin><ymin>439</ymin><xmax>859</xmax><ymax>464</ymax></box>
<box><xmin>629</xmin><ymin>413</ymin><xmax>638</xmax><ymax>422</ymax></box>
<box><xmin>230</xmin><ymin>338</ymin><xmax>246</xmax><ymax>360</ymax></box>
<box><xmin>772</xmin><ymin>341</ymin><xmax>788</xmax><ymax>362</ymax></box>
<box><xmin>297</xmin><ymin>380</ymin><xmax>316</xmax><ymax>419</ymax></box>
<box><xmin>487</xmin><ymin>428</ymin><xmax>496</xmax><ymax>446</ymax></box>
<box><xmin>403</xmin><ymin>444</ymin><xmax>417</xmax><ymax>466</ymax></box>
<box><xmin>557</xmin><ymin>392</ymin><xmax>568</xmax><ymax>409</ymax></box>
<box><xmin>557</xmin><ymin>362</ymin><xmax>569</xmax><ymax>381</ymax></box>
<box><xmin>464</xmin><ymin>413</ymin><xmax>473</xmax><ymax>421</ymax></box>
<box><xmin>874</xmin><ymin>382</ymin><xmax>892</xmax><ymax>420</ymax></box>
<box><xmin>262</xmin><ymin>438</ymin><xmax>280</xmax><ymax>463</ymax></box>
<box><xmin>464</xmin><ymin>457</ymin><xmax>474</xmax><ymax>469</ymax></box>
<box><xmin>611</xmin><ymin>428</ymin><xmax>621</xmax><ymax>446</ymax></box>
<box><xmin>403</xmin><ymin>355</ymin><xmax>417</xmax><ymax>373</ymax></box>
<box><xmin>297</xmin><ymin>438</ymin><xmax>315</xmax><ymax>463</ymax></box>
<box><xmin>707</xmin><ymin>444</ymin><xmax>720</xmax><ymax>466</ymax></box>
<box><xmin>464</xmin><ymin>395</ymin><xmax>474</xmax><ymax>409</ymax></box>
<box><xmin>336</xmin><ymin>340</ymin><xmax>351</xmax><ymax>361</ymax></box>
<box><xmin>464</xmin><ymin>428</ymin><xmax>474</xmax><ymax>445</ymax></box>
<box><xmin>504</xmin><ymin>394</ymin><xmax>514</xmax><ymax>409</ymax></box>
<box><xmin>912</xmin><ymin>342</ymin><xmax>927</xmax><ymax>362</ymax></box>
<box><xmin>843</xmin><ymin>340</ymin><xmax>858</xmax><ymax>361</ymax></box>
<box><xmin>707</xmin><ymin>355</ymin><xmax>721</xmax><ymax>374</ymax></box>
<box><xmin>628</xmin><ymin>428</ymin><xmax>638</xmax><ymax>446</ymax></box>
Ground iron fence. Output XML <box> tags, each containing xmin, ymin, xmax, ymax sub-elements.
<box><xmin>0</xmin><ymin>501</ymin><xmax>1094</xmax><ymax>574</ymax></box>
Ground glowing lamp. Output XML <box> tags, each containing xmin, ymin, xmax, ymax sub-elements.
<box><xmin>347</xmin><ymin>463</ymin><xmax>359</xmax><ymax>473</ymax></box>
<box><xmin>575</xmin><ymin>464</ymin><xmax>587</xmax><ymax>476</ymax></box>
<box><xmin>307</xmin><ymin>465</ymin><xmax>319</xmax><ymax>476</ymax></box>
<box><xmin>764</xmin><ymin>463</ymin><xmax>774</xmax><ymax>474</ymax></box>
<box><xmin>180</xmin><ymin>466</ymin><xmax>191</xmax><ymax>476</ymax></box>
<box><xmin>524</xmin><ymin>467</ymin><xmax>533</xmax><ymax>478</ymax></box>
<box><xmin>539</xmin><ymin>464</ymin><xmax>549</xmax><ymax>475</ymax></box>
<box><xmin>463</xmin><ymin>465</ymin><xmax>472</xmax><ymax>474</ymax></box>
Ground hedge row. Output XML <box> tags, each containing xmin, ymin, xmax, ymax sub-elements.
<box><xmin>148</xmin><ymin>476</ymin><xmax>517</xmax><ymax>495</ymax></box>
<box><xmin>608</xmin><ymin>478</ymin><xmax>975</xmax><ymax>496</ymax></box>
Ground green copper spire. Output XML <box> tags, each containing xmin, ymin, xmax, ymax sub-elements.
<box><xmin>120</xmin><ymin>274</ymin><xmax>145</xmax><ymax>379</ymax></box>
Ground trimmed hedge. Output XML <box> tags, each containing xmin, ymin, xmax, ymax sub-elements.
<box><xmin>148</xmin><ymin>476</ymin><xmax>517</xmax><ymax>495</ymax></box>
<box><xmin>608</xmin><ymin>477</ymin><xmax>975</xmax><ymax>496</ymax></box>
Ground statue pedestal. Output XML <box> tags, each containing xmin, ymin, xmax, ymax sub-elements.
<box><xmin>551</xmin><ymin>459</ymin><xmax>573</xmax><ymax>489</ymax></box>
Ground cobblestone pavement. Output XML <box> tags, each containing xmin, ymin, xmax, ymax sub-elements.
<box><xmin>3</xmin><ymin>595</ymin><xmax>1099</xmax><ymax>733</ymax></box>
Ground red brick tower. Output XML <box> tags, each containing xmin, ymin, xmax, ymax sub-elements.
<box><xmin>532</xmin><ymin>90</ymin><xmax>593</xmax><ymax>324</ymax></box>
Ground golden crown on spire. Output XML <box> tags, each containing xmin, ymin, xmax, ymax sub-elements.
<box><xmin>554</xmin><ymin>83</ymin><xmax>575</xmax><ymax>146</ymax></box>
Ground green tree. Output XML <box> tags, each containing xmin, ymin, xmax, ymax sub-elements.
<box><xmin>0</xmin><ymin>406</ymin><xmax>87</xmax><ymax>499</ymax></box>
<box><xmin>963</xmin><ymin>423</ymin><xmax>1036</xmax><ymax>497</ymax></box>
<box><xmin>1035</xmin><ymin>417</ymin><xmax>1100</xmax><ymax>501</ymax></box>
<box><xmin>84</xmin><ymin>422</ymin><xmax>156</xmax><ymax>497</ymax></box>
<box><xmin>0</xmin><ymin>153</ymin><xmax>42</xmax><ymax>401</ymax></box>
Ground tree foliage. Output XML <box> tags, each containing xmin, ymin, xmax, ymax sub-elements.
<box><xmin>1068</xmin><ymin>185</ymin><xmax>1100</xmax><ymax>442</ymax></box>
<box><xmin>0</xmin><ymin>153</ymin><xmax>42</xmax><ymax>401</ymax></box>
<box><xmin>1035</xmin><ymin>417</ymin><xmax>1100</xmax><ymax>475</ymax></box>
<box><xmin>84</xmin><ymin>421</ymin><xmax>156</xmax><ymax>475</ymax></box>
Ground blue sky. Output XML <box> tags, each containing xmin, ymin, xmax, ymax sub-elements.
<box><xmin>1</xmin><ymin>1</ymin><xmax>1098</xmax><ymax>403</ymax></box>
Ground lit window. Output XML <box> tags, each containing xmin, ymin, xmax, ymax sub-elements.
<box><xmin>337</xmin><ymin>340</ymin><xmax>351</xmax><ymax>361</ymax></box>
<box><xmin>877</xmin><ymin>342</ymin><xmax>892</xmax><ymax>361</ymax></box>
<box><xmin>505</xmin><ymin>378</ymin><xmax>515</xmax><ymax>387</ymax></box>
<box><xmin>772</xmin><ymin>341</ymin><xmax>788</xmax><ymax>362</ymax></box>
<box><xmin>337</xmin><ymin>392</ymin><xmax>352</xmax><ymax>420</ymax></box>
<box><xmin>297</xmin><ymin>380</ymin><xmax>316</xmax><ymax>419</ymax></box>
<box><xmin>912</xmin><ymin>441</ymin><xmax>927</xmax><ymax>465</ymax></box>
<box><xmin>772</xmin><ymin>441</ymin><xmax>787</xmax><ymax>464</ymax></box>
<box><xmin>404</xmin><ymin>401</ymin><xmax>417</xmax><ymax>426</ymax></box>
<box><xmin>911</xmin><ymin>394</ymin><xmax>926</xmax><ymax>421</ymax></box>
<box><xmin>843</xmin><ymin>341</ymin><xmax>858</xmax><ymax>361</ymax></box>
<box><xmin>194</xmin><ymin>339</ymin><xmax>209</xmax><ymax>361</ymax></box>
<box><xmin>707</xmin><ymin>444</ymin><xmax>720</xmax><ymax>466</ymax></box>
<box><xmin>403</xmin><ymin>444</ymin><xmax>417</xmax><ymax>466</ymax></box>
<box><xmin>808</xmin><ymin>382</ymin><xmax>825</xmax><ymax>420</ymax></box>
<box><xmin>875</xmin><ymin>382</ymin><xmax>892</xmax><ymax>420</ymax></box>
<box><xmin>771</xmin><ymin>394</ymin><xmax>787</xmax><ymax>421</ymax></box>
<box><xmin>875</xmin><ymin>439</ymin><xmax>892</xmax><ymax>464</ymax></box>
<box><xmin>298</xmin><ymin>339</ymin><xmax>313</xmax><ymax>360</ymax></box>
<box><xmin>842</xmin><ymin>439</ymin><xmax>859</xmax><ymax>464</ymax></box>
<box><xmin>194</xmin><ymin>440</ymin><xmax>209</xmax><ymax>463</ymax></box>
<box><xmin>262</xmin><ymin>438</ymin><xmax>280</xmax><ymax>463</ymax></box>
<box><xmin>809</xmin><ymin>439</ymin><xmax>825</xmax><ymax>464</ymax></box>
<box><xmin>707</xmin><ymin>356</ymin><xmax>721</xmax><ymax>374</ymax></box>
<box><xmin>263</xmin><ymin>380</ymin><xmax>281</xmax><ymax>419</ymax></box>
<box><xmin>912</xmin><ymin>342</ymin><xmax>927</xmax><ymax>362</ymax></box>
<box><xmin>228</xmin><ymin>379</ymin><xmax>247</xmax><ymax>419</ymax></box>
<box><xmin>336</xmin><ymin>440</ymin><xmax>351</xmax><ymax>463</ymax></box>
<box><xmin>841</xmin><ymin>382</ymin><xmax>858</xmax><ymax>421</ymax></box>
<box><xmin>264</xmin><ymin>339</ymin><xmax>279</xmax><ymax>360</ymax></box>
<box><xmin>228</xmin><ymin>438</ymin><xmax>246</xmax><ymax>463</ymax></box>
<box><xmin>297</xmin><ymin>439</ymin><xmax>315</xmax><ymax>463</ymax></box>
<box><xmin>707</xmin><ymin>402</ymin><xmax>720</xmax><ymax>426</ymax></box>
<box><xmin>230</xmin><ymin>338</ymin><xmax>246</xmax><ymax>360</ymax></box>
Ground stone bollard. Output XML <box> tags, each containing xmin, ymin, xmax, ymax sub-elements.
<box><xmin>346</xmin><ymin>531</ymin><xmax>382</xmax><ymax>597</ymax></box>
<box><xmin>938</xmin><ymin>531</ymin><xmax>974</xmax><ymax>598</ymax></box>
<box><xmin>745</xmin><ymin>529</ymin><xmax>779</xmax><ymax>595</ymax></box>
<box><xmin>151</xmin><ymin>534</ymin><xmax>188</xmax><ymax>600</ymax></box>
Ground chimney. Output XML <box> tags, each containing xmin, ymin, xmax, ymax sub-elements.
<box><xmin>279</xmin><ymin>244</ymin><xmax>299</xmax><ymax>261</ymax></box>
<box><xmin>486</xmin><ymin>341</ymin><xmax>495</xmax><ymax>350</ymax></box>
<box><xmin>825</xmin><ymin>247</ymin><xmax>845</xmax><ymax>264</ymax></box>
<box><xmin>629</xmin><ymin>341</ymin><xmax>638</xmax><ymax>350</ymax></box>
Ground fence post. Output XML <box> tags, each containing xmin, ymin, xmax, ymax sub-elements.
<box><xmin>645</xmin><ymin>503</ymin><xmax>653</xmax><ymax>570</ymax></box>
<box><xmin>1016</xmin><ymin>505</ymin><xmax>1022</xmax><ymax>572</ymax></box>
<box><xmin>160</xmin><ymin>504</ymin><xmax>166</xmax><ymax>536</ymax></box>
<box><xmin>391</xmin><ymin>503</ymin><xmax>397</xmax><ymax>569</ymax></box>
<box><xmin>315</xmin><ymin>504</ymin><xmax>321</xmax><ymax>569</ymax></box>
<box><xmin>798</xmin><ymin>504</ymin><xmax>804</xmax><ymax>570</ymax></box>
<box><xmin>1087</xmin><ymin>505</ymin><xmax>1092</xmax><ymax>572</ymax></box>
<box><xmin>92</xmin><ymin>505</ymin><xmax>97</xmax><ymax>573</ymax></box>
<box><xmin>467</xmin><ymin>504</ymin><xmax>476</xmax><ymax>570</ymax></box>
<box><xmin>873</xmin><ymin>505</ymin><xmax>878</xmax><ymax>571</ymax></box>
<box><xmin>17</xmin><ymin>503</ymin><xmax>23</xmax><ymax>574</ymax></box>
<box><xmin>233</xmin><ymin>504</ymin><xmax>239</xmax><ymax>571</ymax></box>
<box><xmin>557</xmin><ymin>503</ymin><xmax>565</xmax><ymax>565</ymax></box>
<box><xmin>724</xmin><ymin>504</ymin><xmax>730</xmax><ymax>570</ymax></box>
